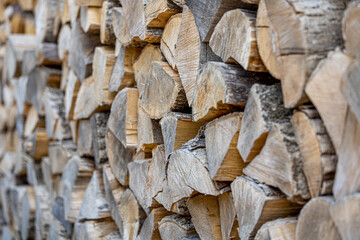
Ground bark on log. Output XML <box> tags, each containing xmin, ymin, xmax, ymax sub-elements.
<box><xmin>90</xmin><ymin>113</ymin><xmax>109</xmax><ymax>168</ymax></box>
<box><xmin>100</xmin><ymin>1</ymin><xmax>121</xmax><ymax>45</ymax></box>
<box><xmin>158</xmin><ymin>215</ymin><xmax>196</xmax><ymax>240</ymax></box>
<box><xmin>136</xmin><ymin>207</ymin><xmax>172</xmax><ymax>240</ymax></box>
<box><xmin>77</xmin><ymin>120</ymin><xmax>94</xmax><ymax>157</ymax></box>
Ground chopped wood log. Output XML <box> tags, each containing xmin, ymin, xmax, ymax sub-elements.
<box><xmin>158</xmin><ymin>215</ymin><xmax>196</xmax><ymax>240</ymax></box>
<box><xmin>68</xmin><ymin>0</ymin><xmax>80</xmax><ymax>26</ymax></box>
<box><xmin>61</xmin><ymin>56</ymin><xmax>70</xmax><ymax>91</ymax></box>
<box><xmin>231</xmin><ymin>176</ymin><xmax>302</xmax><ymax>240</ymax></box>
<box><xmin>296</xmin><ymin>197</ymin><xmax>340</xmax><ymax>240</ymax></box>
<box><xmin>100</xmin><ymin>1</ymin><xmax>121</xmax><ymax>45</ymax></box>
<box><xmin>254</xmin><ymin>217</ymin><xmax>297</xmax><ymax>240</ymax></box>
<box><xmin>12</xmin><ymin>77</ymin><xmax>29</xmax><ymax>116</ymax></box>
<box><xmin>160</xmin><ymin>112</ymin><xmax>202</xmax><ymax>159</ymax></box>
<box><xmin>78</xmin><ymin>170</ymin><xmax>111</xmax><ymax>221</ymax></box>
<box><xmin>192</xmin><ymin>62</ymin><xmax>275</xmax><ymax>122</ymax></box>
<box><xmin>175</xmin><ymin>6</ymin><xmax>221</xmax><ymax>105</ymax></box>
<box><xmin>333</xmin><ymin>109</ymin><xmax>360</xmax><ymax>200</ymax></box>
<box><xmin>186</xmin><ymin>0</ymin><xmax>257</xmax><ymax>42</ymax></box>
<box><xmin>106</xmin><ymin>129</ymin><xmax>135</xmax><ymax>186</ymax></box>
<box><xmin>90</xmin><ymin>113</ymin><xmax>109</xmax><ymax>168</ymax></box>
<box><xmin>24</xmin><ymin>128</ymin><xmax>48</xmax><ymax>160</ymax></box>
<box><xmin>74</xmin><ymin>77</ymin><xmax>105</xmax><ymax>120</ymax></box>
<box><xmin>65</xmin><ymin>70</ymin><xmax>81</xmax><ymax>120</ymax></box>
<box><xmin>237</xmin><ymin>83</ymin><xmax>290</xmax><ymax>162</ymax></box>
<box><xmin>36</xmin><ymin>42</ymin><xmax>61</xmax><ymax>66</ymax></box>
<box><xmin>210</xmin><ymin>9</ymin><xmax>266</xmax><ymax>72</ymax></box>
<box><xmin>48</xmin><ymin>140</ymin><xmax>77</xmax><ymax>175</ymax></box>
<box><xmin>256</xmin><ymin>0</ymin><xmax>282</xmax><ymax>79</ymax></box>
<box><xmin>108</xmin><ymin>46</ymin><xmax>142</xmax><ymax>92</ymax></box>
<box><xmin>35</xmin><ymin>0</ymin><xmax>58</xmax><ymax>42</ymax></box>
<box><xmin>58</xmin><ymin>24</ymin><xmax>71</xmax><ymax>61</ymax></box>
<box><xmin>68</xmin><ymin>20</ymin><xmax>101</xmax><ymax>83</ymax></box>
<box><xmin>330</xmin><ymin>193</ymin><xmax>360</xmax><ymax>240</ymax></box>
<box><xmin>112</xmin><ymin>7</ymin><xmax>132</xmax><ymax>47</ymax></box>
<box><xmin>93</xmin><ymin>46</ymin><xmax>117</xmax><ymax>106</ymax></box>
<box><xmin>24</xmin><ymin>106</ymin><xmax>44</xmax><ymax>138</ymax></box>
<box><xmin>145</xmin><ymin>0</ymin><xmax>181</xmax><ymax>28</ymax></box>
<box><xmin>77</xmin><ymin>120</ymin><xmax>94</xmax><ymax>157</ymax></box>
<box><xmin>128</xmin><ymin>159</ymin><xmax>152</xmax><ymax>213</ymax></box>
<box><xmin>243</xmin><ymin>122</ymin><xmax>310</xmax><ymax>202</ymax></box>
<box><xmin>103</xmin><ymin>164</ymin><xmax>145</xmax><ymax>239</ymax></box>
<box><xmin>160</xmin><ymin>14</ymin><xmax>181</xmax><ymax>69</ymax></box>
<box><xmin>140</xmin><ymin>61</ymin><xmax>188</xmax><ymax>119</ymax></box>
<box><xmin>218</xmin><ymin>191</ymin><xmax>239</xmax><ymax>240</ymax></box>
<box><xmin>343</xmin><ymin>1</ymin><xmax>360</xmax><ymax>57</ymax></box>
<box><xmin>34</xmin><ymin>185</ymin><xmax>52</xmax><ymax>239</ymax></box>
<box><xmin>41</xmin><ymin>157</ymin><xmax>53</xmax><ymax>194</ymax></box>
<box><xmin>264</xmin><ymin>0</ymin><xmax>345</xmax><ymax>108</ymax></box>
<box><xmin>62</xmin><ymin>155</ymin><xmax>94</xmax><ymax>222</ymax></box>
<box><xmin>136</xmin><ymin>207</ymin><xmax>172</xmax><ymax>240</ymax></box>
<box><xmin>80</xmin><ymin>6</ymin><xmax>101</xmax><ymax>34</ymax></box>
<box><xmin>74</xmin><ymin>218</ymin><xmax>122</xmax><ymax>239</ymax></box>
<box><xmin>19</xmin><ymin>0</ymin><xmax>37</xmax><ymax>11</ymax></box>
<box><xmin>305</xmin><ymin>49</ymin><xmax>352</xmax><ymax>153</ymax></box>
<box><xmin>75</xmin><ymin>0</ymin><xmax>105</xmax><ymax>6</ymax></box>
<box><xmin>133</xmin><ymin>44</ymin><xmax>164</xmax><ymax>97</ymax></box>
<box><xmin>108</xmin><ymin>88</ymin><xmax>139</xmax><ymax>149</ymax></box>
<box><xmin>205</xmin><ymin>112</ymin><xmax>246</xmax><ymax>181</ymax></box>
<box><xmin>52</xmin><ymin>196</ymin><xmax>73</xmax><ymax>236</ymax></box>
<box><xmin>291</xmin><ymin>105</ymin><xmax>337</xmax><ymax>198</ymax></box>
<box><xmin>187</xmin><ymin>194</ymin><xmax>221</xmax><ymax>240</ymax></box>
<box><xmin>70</xmin><ymin>120</ymin><xmax>79</xmax><ymax>144</ymax></box>
<box><xmin>21</xmin><ymin>49</ymin><xmax>37</xmax><ymax>76</ymax></box>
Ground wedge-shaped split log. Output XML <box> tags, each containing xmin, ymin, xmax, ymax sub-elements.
<box><xmin>62</xmin><ymin>155</ymin><xmax>94</xmax><ymax>223</ymax></box>
<box><xmin>35</xmin><ymin>0</ymin><xmax>58</xmax><ymax>42</ymax></box>
<box><xmin>24</xmin><ymin>128</ymin><xmax>48</xmax><ymax>160</ymax></box>
<box><xmin>100</xmin><ymin>1</ymin><xmax>121</xmax><ymax>45</ymax></box>
<box><xmin>74</xmin><ymin>218</ymin><xmax>122</xmax><ymax>240</ymax></box>
<box><xmin>218</xmin><ymin>191</ymin><xmax>239</xmax><ymax>240</ymax></box>
<box><xmin>296</xmin><ymin>197</ymin><xmax>340</xmax><ymax>240</ymax></box>
<box><xmin>343</xmin><ymin>1</ymin><xmax>360</xmax><ymax>57</ymax></box>
<box><xmin>231</xmin><ymin>176</ymin><xmax>302</xmax><ymax>240</ymax></box>
<box><xmin>292</xmin><ymin>105</ymin><xmax>337</xmax><ymax>198</ymax></box>
<box><xmin>34</xmin><ymin>185</ymin><xmax>52</xmax><ymax>240</ymax></box>
<box><xmin>136</xmin><ymin>207</ymin><xmax>172</xmax><ymax>240</ymax></box>
<box><xmin>80</xmin><ymin>6</ymin><xmax>101</xmax><ymax>34</ymax></box>
<box><xmin>77</xmin><ymin>120</ymin><xmax>94</xmax><ymax>157</ymax></box>
<box><xmin>159</xmin><ymin>215</ymin><xmax>196</xmax><ymax>240</ymax></box>
<box><xmin>57</xmin><ymin>24</ymin><xmax>71</xmax><ymax>60</ymax></box>
<box><xmin>140</xmin><ymin>61</ymin><xmax>188</xmax><ymax>119</ymax></box>
<box><xmin>342</xmin><ymin>59</ymin><xmax>360</xmax><ymax>125</ymax></box>
<box><xmin>64</xmin><ymin>70</ymin><xmax>81</xmax><ymax>120</ymax></box>
<box><xmin>48</xmin><ymin>140</ymin><xmax>76</xmax><ymax>175</ymax></box>
<box><xmin>210</xmin><ymin>9</ymin><xmax>266</xmax><ymax>72</ymax></box>
<box><xmin>145</xmin><ymin>0</ymin><xmax>181</xmax><ymax>28</ymax></box>
<box><xmin>90</xmin><ymin>113</ymin><xmax>110</xmax><ymax>168</ymax></box>
<box><xmin>237</xmin><ymin>83</ymin><xmax>291</xmax><ymax>163</ymax></box>
<box><xmin>254</xmin><ymin>217</ymin><xmax>297</xmax><ymax>240</ymax></box>
<box><xmin>192</xmin><ymin>62</ymin><xmax>274</xmax><ymax>122</ymax></box>
<box><xmin>23</xmin><ymin>106</ymin><xmax>43</xmax><ymax>139</ymax></box>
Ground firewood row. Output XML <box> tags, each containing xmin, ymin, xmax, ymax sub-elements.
<box><xmin>0</xmin><ymin>0</ymin><xmax>358</xmax><ymax>239</ymax></box>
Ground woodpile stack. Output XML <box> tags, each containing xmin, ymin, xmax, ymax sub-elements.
<box><xmin>0</xmin><ymin>0</ymin><xmax>358</xmax><ymax>239</ymax></box>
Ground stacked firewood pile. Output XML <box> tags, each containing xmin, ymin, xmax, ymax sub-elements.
<box><xmin>0</xmin><ymin>0</ymin><xmax>359</xmax><ymax>239</ymax></box>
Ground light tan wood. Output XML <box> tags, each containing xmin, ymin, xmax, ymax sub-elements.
<box><xmin>158</xmin><ymin>215</ymin><xmax>196</xmax><ymax>240</ymax></box>
<box><xmin>77</xmin><ymin>120</ymin><xmax>94</xmax><ymax>157</ymax></box>
<box><xmin>146</xmin><ymin>0</ymin><xmax>181</xmax><ymax>28</ymax></box>
<box><xmin>57</xmin><ymin>24</ymin><xmax>71</xmax><ymax>61</ymax></box>
<box><xmin>48</xmin><ymin>140</ymin><xmax>76</xmax><ymax>175</ymax></box>
<box><xmin>24</xmin><ymin>106</ymin><xmax>44</xmax><ymax>138</ymax></box>
<box><xmin>80</xmin><ymin>6</ymin><xmax>101</xmax><ymax>34</ymax></box>
<box><xmin>74</xmin><ymin>218</ymin><xmax>121</xmax><ymax>239</ymax></box>
<box><xmin>160</xmin><ymin>13</ymin><xmax>181</xmax><ymax>69</ymax></box>
<box><xmin>36</xmin><ymin>42</ymin><xmax>61</xmax><ymax>66</ymax></box>
<box><xmin>255</xmin><ymin>217</ymin><xmax>297</xmax><ymax>240</ymax></box>
<box><xmin>64</xmin><ymin>70</ymin><xmax>81</xmax><ymax>120</ymax></box>
<box><xmin>100</xmin><ymin>1</ymin><xmax>120</xmax><ymax>45</ymax></box>
<box><xmin>136</xmin><ymin>207</ymin><xmax>172</xmax><ymax>240</ymax></box>
<box><xmin>75</xmin><ymin>0</ymin><xmax>104</xmax><ymax>6</ymax></box>
<box><xmin>218</xmin><ymin>192</ymin><xmax>239</xmax><ymax>240</ymax></box>
<box><xmin>343</xmin><ymin>2</ymin><xmax>360</xmax><ymax>58</ymax></box>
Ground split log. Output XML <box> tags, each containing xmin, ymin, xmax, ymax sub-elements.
<box><xmin>61</xmin><ymin>56</ymin><xmax>70</xmax><ymax>91</ymax></box>
<box><xmin>296</xmin><ymin>197</ymin><xmax>340</xmax><ymax>240</ymax></box>
<box><xmin>68</xmin><ymin>0</ymin><xmax>80</xmax><ymax>26</ymax></box>
<box><xmin>175</xmin><ymin>6</ymin><xmax>221</xmax><ymax>105</ymax></box>
<box><xmin>342</xmin><ymin>1</ymin><xmax>360</xmax><ymax>57</ymax></box>
<box><xmin>108</xmin><ymin>46</ymin><xmax>142</xmax><ymax>92</ymax></box>
<box><xmin>58</xmin><ymin>24</ymin><xmax>71</xmax><ymax>61</ymax></box>
<box><xmin>192</xmin><ymin>62</ymin><xmax>275</xmax><ymax>122</ymax></box>
<box><xmin>70</xmin><ymin>120</ymin><xmax>79</xmax><ymax>144</ymax></box>
<box><xmin>158</xmin><ymin>215</ymin><xmax>196</xmax><ymax>240</ymax></box>
<box><xmin>254</xmin><ymin>218</ymin><xmax>297</xmax><ymax>240</ymax></box>
<box><xmin>74</xmin><ymin>77</ymin><xmax>105</xmax><ymax>120</ymax></box>
<box><xmin>112</xmin><ymin>7</ymin><xmax>132</xmax><ymax>48</ymax></box>
<box><xmin>12</xmin><ymin>76</ymin><xmax>29</xmax><ymax>116</ymax></box>
<box><xmin>34</xmin><ymin>185</ymin><xmax>52</xmax><ymax>240</ymax></box>
<box><xmin>103</xmin><ymin>164</ymin><xmax>145</xmax><ymax>239</ymax></box>
<box><xmin>306</xmin><ymin>49</ymin><xmax>352</xmax><ymax>153</ymax></box>
<box><xmin>205</xmin><ymin>112</ymin><xmax>246</xmax><ymax>181</ymax></box>
<box><xmin>237</xmin><ymin>84</ymin><xmax>290</xmax><ymax>162</ymax></box>
<box><xmin>106</xmin><ymin>129</ymin><xmax>135</xmax><ymax>186</ymax></box>
<box><xmin>133</xmin><ymin>44</ymin><xmax>164</xmax><ymax>97</ymax></box>
<box><xmin>186</xmin><ymin>0</ymin><xmax>257</xmax><ymax>42</ymax></box>
<box><xmin>52</xmin><ymin>197</ymin><xmax>73</xmax><ymax>236</ymax></box>
<box><xmin>64</xmin><ymin>70</ymin><xmax>81</xmax><ymax>120</ymax></box>
<box><xmin>48</xmin><ymin>140</ymin><xmax>77</xmax><ymax>175</ymax></box>
<box><xmin>160</xmin><ymin>14</ymin><xmax>181</xmax><ymax>69</ymax></box>
<box><xmin>93</xmin><ymin>46</ymin><xmax>117</xmax><ymax>106</ymax></box>
<box><xmin>41</xmin><ymin>157</ymin><xmax>53</xmax><ymax>194</ymax></box>
<box><xmin>140</xmin><ymin>61</ymin><xmax>188</xmax><ymax>119</ymax></box>
<box><xmin>187</xmin><ymin>194</ymin><xmax>221</xmax><ymax>240</ymax></box>
<box><xmin>19</xmin><ymin>0</ymin><xmax>37</xmax><ymax>11</ymax></box>
<box><xmin>137</xmin><ymin>107</ymin><xmax>163</xmax><ymax>153</ymax></box>
<box><xmin>90</xmin><ymin>113</ymin><xmax>109</xmax><ymax>168</ymax></box>
<box><xmin>21</xmin><ymin>49</ymin><xmax>37</xmax><ymax>76</ymax></box>
<box><xmin>74</xmin><ymin>218</ymin><xmax>122</xmax><ymax>239</ymax></box>
<box><xmin>80</xmin><ymin>6</ymin><xmax>101</xmax><ymax>34</ymax></box>
<box><xmin>136</xmin><ymin>207</ymin><xmax>172</xmax><ymax>240</ymax></box>
<box><xmin>160</xmin><ymin>112</ymin><xmax>202</xmax><ymax>159</ymax></box>
<box><xmin>218</xmin><ymin>191</ymin><xmax>239</xmax><ymax>240</ymax></box>
<box><xmin>75</xmin><ymin>0</ymin><xmax>105</xmax><ymax>6</ymax></box>
<box><xmin>256</xmin><ymin>0</ymin><xmax>282</xmax><ymax>79</ymax></box>
<box><xmin>330</xmin><ymin>193</ymin><xmax>360</xmax><ymax>240</ymax></box>
<box><xmin>291</xmin><ymin>105</ymin><xmax>337</xmax><ymax>198</ymax></box>
<box><xmin>78</xmin><ymin>170</ymin><xmax>111</xmax><ymax>221</ymax></box>
<box><xmin>342</xmin><ymin>59</ymin><xmax>360</xmax><ymax>125</ymax></box>
<box><xmin>68</xmin><ymin>20</ymin><xmax>102</xmax><ymax>83</ymax></box>
<box><xmin>333</xmin><ymin>110</ymin><xmax>360</xmax><ymax>200</ymax></box>
<box><xmin>210</xmin><ymin>9</ymin><xmax>266</xmax><ymax>72</ymax></box>
<box><xmin>62</xmin><ymin>155</ymin><xmax>94</xmax><ymax>222</ymax></box>
<box><xmin>264</xmin><ymin>0</ymin><xmax>345</xmax><ymax>108</ymax></box>
<box><xmin>108</xmin><ymin>88</ymin><xmax>139</xmax><ymax>149</ymax></box>
<box><xmin>77</xmin><ymin>120</ymin><xmax>94</xmax><ymax>157</ymax></box>
<box><xmin>145</xmin><ymin>0</ymin><xmax>181</xmax><ymax>28</ymax></box>
<box><xmin>24</xmin><ymin>106</ymin><xmax>44</xmax><ymax>139</ymax></box>
<box><xmin>36</xmin><ymin>42</ymin><xmax>61</xmax><ymax>66</ymax></box>
<box><xmin>100</xmin><ymin>1</ymin><xmax>121</xmax><ymax>45</ymax></box>
<box><xmin>24</xmin><ymin>128</ymin><xmax>48</xmax><ymax>160</ymax></box>
<box><xmin>35</xmin><ymin>0</ymin><xmax>58</xmax><ymax>42</ymax></box>
<box><xmin>231</xmin><ymin>176</ymin><xmax>302</xmax><ymax>240</ymax></box>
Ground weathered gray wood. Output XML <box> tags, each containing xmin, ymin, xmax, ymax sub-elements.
<box><xmin>77</xmin><ymin>120</ymin><xmax>94</xmax><ymax>157</ymax></box>
<box><xmin>90</xmin><ymin>112</ymin><xmax>110</xmax><ymax>168</ymax></box>
<box><xmin>159</xmin><ymin>215</ymin><xmax>196</xmax><ymax>240</ymax></box>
